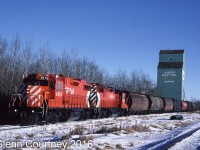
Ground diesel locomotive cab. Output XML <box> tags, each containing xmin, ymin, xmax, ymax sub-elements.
<box><xmin>10</xmin><ymin>74</ymin><xmax>49</xmax><ymax>114</ymax></box>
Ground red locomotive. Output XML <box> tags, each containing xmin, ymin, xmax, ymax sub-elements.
<box><xmin>10</xmin><ymin>73</ymin><xmax>197</xmax><ymax>125</ymax></box>
<box><xmin>10</xmin><ymin>74</ymin><xmax>127</xmax><ymax>124</ymax></box>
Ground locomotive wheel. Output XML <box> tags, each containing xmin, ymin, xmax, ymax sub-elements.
<box><xmin>34</xmin><ymin>113</ymin><xmax>40</xmax><ymax>124</ymax></box>
<box><xmin>10</xmin><ymin>112</ymin><xmax>21</xmax><ymax>124</ymax></box>
<box><xmin>60</xmin><ymin>112</ymin><xmax>68</xmax><ymax>122</ymax></box>
<box><xmin>100</xmin><ymin>112</ymin><xmax>104</xmax><ymax>118</ymax></box>
<box><xmin>81</xmin><ymin>110</ymin><xmax>91</xmax><ymax>120</ymax></box>
<box><xmin>82</xmin><ymin>111</ymin><xmax>89</xmax><ymax>120</ymax></box>
<box><xmin>28</xmin><ymin>114</ymin><xmax>35</xmax><ymax>125</ymax></box>
<box><xmin>20</xmin><ymin>112</ymin><xmax>28</xmax><ymax>125</ymax></box>
<box><xmin>64</xmin><ymin>110</ymin><xmax>71</xmax><ymax>121</ymax></box>
<box><xmin>44</xmin><ymin>113</ymin><xmax>50</xmax><ymax>124</ymax></box>
<box><xmin>20</xmin><ymin>113</ymin><xmax>39</xmax><ymax>125</ymax></box>
<box><xmin>48</xmin><ymin>113</ymin><xmax>58</xmax><ymax>124</ymax></box>
<box><xmin>107</xmin><ymin>110</ymin><xmax>112</xmax><ymax>117</ymax></box>
<box><xmin>28</xmin><ymin>113</ymin><xmax>40</xmax><ymax>125</ymax></box>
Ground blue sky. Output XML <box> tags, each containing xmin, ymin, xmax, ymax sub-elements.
<box><xmin>0</xmin><ymin>0</ymin><xmax>200</xmax><ymax>100</ymax></box>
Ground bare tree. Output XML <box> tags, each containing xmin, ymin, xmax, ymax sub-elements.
<box><xmin>111</xmin><ymin>70</ymin><xmax>129</xmax><ymax>90</ymax></box>
<box><xmin>33</xmin><ymin>42</ymin><xmax>53</xmax><ymax>74</ymax></box>
<box><xmin>8</xmin><ymin>35</ymin><xmax>22</xmax><ymax>93</ymax></box>
<box><xmin>0</xmin><ymin>35</ymin><xmax>159</xmax><ymax>102</ymax></box>
<box><xmin>0</xmin><ymin>37</ymin><xmax>8</xmax><ymax>94</ymax></box>
<box><xmin>60</xmin><ymin>49</ymin><xmax>73</xmax><ymax>76</ymax></box>
<box><xmin>129</xmin><ymin>71</ymin><xmax>139</xmax><ymax>92</ymax></box>
<box><xmin>22</xmin><ymin>39</ymin><xmax>34</xmax><ymax>74</ymax></box>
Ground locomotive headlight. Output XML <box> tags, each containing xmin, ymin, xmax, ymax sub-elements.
<box><xmin>32</xmin><ymin>110</ymin><xmax>35</xmax><ymax>113</ymax></box>
<box><xmin>14</xmin><ymin>109</ymin><xmax>17</xmax><ymax>112</ymax></box>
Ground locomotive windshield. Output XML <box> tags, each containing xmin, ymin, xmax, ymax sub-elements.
<box><xmin>23</xmin><ymin>79</ymin><xmax>48</xmax><ymax>86</ymax></box>
<box><xmin>23</xmin><ymin>74</ymin><xmax>48</xmax><ymax>86</ymax></box>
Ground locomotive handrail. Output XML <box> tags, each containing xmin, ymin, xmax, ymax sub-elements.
<box><xmin>10</xmin><ymin>94</ymin><xmax>22</xmax><ymax>107</ymax></box>
<box><xmin>11</xmin><ymin>94</ymin><xmax>23</xmax><ymax>96</ymax></box>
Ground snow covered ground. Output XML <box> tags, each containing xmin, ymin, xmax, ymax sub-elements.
<box><xmin>169</xmin><ymin>129</ymin><xmax>200</xmax><ymax>150</ymax></box>
<box><xmin>0</xmin><ymin>112</ymin><xmax>199</xmax><ymax>150</ymax></box>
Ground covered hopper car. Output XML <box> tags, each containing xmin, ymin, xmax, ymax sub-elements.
<box><xmin>125</xmin><ymin>93</ymin><xmax>149</xmax><ymax>114</ymax></box>
<box><xmin>163</xmin><ymin>98</ymin><xmax>174</xmax><ymax>112</ymax></box>
<box><xmin>148</xmin><ymin>96</ymin><xmax>165</xmax><ymax>112</ymax></box>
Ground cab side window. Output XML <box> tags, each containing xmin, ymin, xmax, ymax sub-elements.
<box><xmin>50</xmin><ymin>81</ymin><xmax>55</xmax><ymax>89</ymax></box>
<box><xmin>84</xmin><ymin>85</ymin><xmax>91</xmax><ymax>91</ymax></box>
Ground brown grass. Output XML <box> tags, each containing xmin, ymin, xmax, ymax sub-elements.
<box><xmin>61</xmin><ymin>135</ymin><xmax>70</xmax><ymax>140</ymax></box>
<box><xmin>132</xmin><ymin>124</ymin><xmax>149</xmax><ymax>132</ymax></box>
<box><xmin>124</xmin><ymin>124</ymin><xmax>149</xmax><ymax>134</ymax></box>
<box><xmin>124</xmin><ymin>128</ymin><xmax>135</xmax><ymax>134</ymax></box>
<box><xmin>26</xmin><ymin>133</ymin><xmax>34</xmax><ymax>138</ymax></box>
<box><xmin>80</xmin><ymin>135</ymin><xmax>94</xmax><ymax>142</ymax></box>
<box><xmin>113</xmin><ymin>131</ymin><xmax>121</xmax><ymax>135</ymax></box>
<box><xmin>70</xmin><ymin>125</ymin><xmax>85</xmax><ymax>135</ymax></box>
<box><xmin>139</xmin><ymin>116</ymin><xmax>150</xmax><ymax>120</ymax></box>
<box><xmin>151</xmin><ymin>125</ymin><xmax>158</xmax><ymax>128</ymax></box>
<box><xmin>161</xmin><ymin>124</ymin><xmax>173</xmax><ymax>130</ymax></box>
<box><xmin>116</xmin><ymin>144</ymin><xmax>124</xmax><ymax>149</ymax></box>
<box><xmin>96</xmin><ymin>126</ymin><xmax>118</xmax><ymax>134</ymax></box>
<box><xmin>175</xmin><ymin>122</ymin><xmax>190</xmax><ymax>127</ymax></box>
<box><xmin>15</xmin><ymin>135</ymin><xmax>23</xmax><ymax>139</ymax></box>
<box><xmin>104</xmin><ymin>145</ymin><xmax>113</xmax><ymax>149</ymax></box>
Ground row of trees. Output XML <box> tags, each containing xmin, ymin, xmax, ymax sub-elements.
<box><xmin>1</xmin><ymin>35</ymin><xmax>199</xmax><ymax>108</ymax></box>
<box><xmin>1</xmin><ymin>35</ymin><xmax>200</xmax><ymax>113</ymax></box>
<box><xmin>0</xmin><ymin>35</ymin><xmax>157</xmax><ymax>98</ymax></box>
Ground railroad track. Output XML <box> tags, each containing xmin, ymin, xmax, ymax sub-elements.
<box><xmin>137</xmin><ymin>121</ymin><xmax>200</xmax><ymax>150</ymax></box>
<box><xmin>0</xmin><ymin>115</ymin><xmax>116</xmax><ymax>133</ymax></box>
<box><xmin>0</xmin><ymin>125</ymin><xmax>38</xmax><ymax>132</ymax></box>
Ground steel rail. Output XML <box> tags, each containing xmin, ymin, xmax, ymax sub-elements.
<box><xmin>138</xmin><ymin>123</ymin><xmax>200</xmax><ymax>150</ymax></box>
